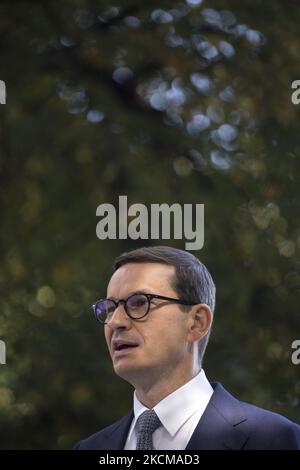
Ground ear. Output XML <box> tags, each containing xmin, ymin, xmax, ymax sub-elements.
<box><xmin>186</xmin><ymin>304</ymin><xmax>213</xmax><ymax>343</ymax></box>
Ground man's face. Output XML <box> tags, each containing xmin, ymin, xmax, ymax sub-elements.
<box><xmin>104</xmin><ymin>262</ymin><xmax>193</xmax><ymax>388</ymax></box>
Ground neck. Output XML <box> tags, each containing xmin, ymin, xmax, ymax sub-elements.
<box><xmin>134</xmin><ymin>363</ymin><xmax>201</xmax><ymax>409</ymax></box>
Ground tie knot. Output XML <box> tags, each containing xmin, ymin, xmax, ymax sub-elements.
<box><xmin>136</xmin><ymin>409</ymin><xmax>161</xmax><ymax>449</ymax></box>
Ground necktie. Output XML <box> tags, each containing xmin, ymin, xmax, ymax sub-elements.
<box><xmin>135</xmin><ymin>409</ymin><xmax>162</xmax><ymax>450</ymax></box>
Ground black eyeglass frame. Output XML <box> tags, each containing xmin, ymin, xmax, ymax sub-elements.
<box><xmin>92</xmin><ymin>292</ymin><xmax>197</xmax><ymax>323</ymax></box>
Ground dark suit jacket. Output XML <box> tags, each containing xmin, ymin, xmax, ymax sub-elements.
<box><xmin>74</xmin><ymin>382</ymin><xmax>300</xmax><ymax>450</ymax></box>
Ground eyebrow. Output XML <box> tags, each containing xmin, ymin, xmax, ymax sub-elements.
<box><xmin>107</xmin><ymin>289</ymin><xmax>156</xmax><ymax>301</ymax></box>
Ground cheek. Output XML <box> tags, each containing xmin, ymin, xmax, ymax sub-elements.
<box><xmin>104</xmin><ymin>330</ymin><xmax>112</xmax><ymax>351</ymax></box>
<box><xmin>142</xmin><ymin>322</ymin><xmax>185</xmax><ymax>355</ymax></box>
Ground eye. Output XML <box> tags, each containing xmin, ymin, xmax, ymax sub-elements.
<box><xmin>102</xmin><ymin>300</ymin><xmax>116</xmax><ymax>315</ymax></box>
<box><xmin>127</xmin><ymin>295</ymin><xmax>148</xmax><ymax>309</ymax></box>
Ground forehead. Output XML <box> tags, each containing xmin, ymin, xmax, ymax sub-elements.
<box><xmin>107</xmin><ymin>262</ymin><xmax>176</xmax><ymax>298</ymax></box>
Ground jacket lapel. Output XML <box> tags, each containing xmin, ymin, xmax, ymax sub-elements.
<box><xmin>102</xmin><ymin>410</ymin><xmax>134</xmax><ymax>450</ymax></box>
<box><xmin>185</xmin><ymin>383</ymin><xmax>249</xmax><ymax>450</ymax></box>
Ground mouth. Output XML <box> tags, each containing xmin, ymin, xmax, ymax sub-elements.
<box><xmin>112</xmin><ymin>341</ymin><xmax>139</xmax><ymax>357</ymax></box>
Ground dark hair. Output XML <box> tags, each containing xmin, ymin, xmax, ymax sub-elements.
<box><xmin>113</xmin><ymin>246</ymin><xmax>216</xmax><ymax>365</ymax></box>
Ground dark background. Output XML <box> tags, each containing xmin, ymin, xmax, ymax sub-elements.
<box><xmin>0</xmin><ymin>0</ymin><xmax>299</xmax><ymax>449</ymax></box>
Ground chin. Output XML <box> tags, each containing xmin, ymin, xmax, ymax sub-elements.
<box><xmin>113</xmin><ymin>361</ymin><xmax>146</xmax><ymax>382</ymax></box>
<box><xmin>114</xmin><ymin>369</ymin><xmax>138</xmax><ymax>385</ymax></box>
<box><xmin>115</xmin><ymin>360</ymin><xmax>162</xmax><ymax>385</ymax></box>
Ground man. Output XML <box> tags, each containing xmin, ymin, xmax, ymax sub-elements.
<box><xmin>74</xmin><ymin>246</ymin><xmax>300</xmax><ymax>450</ymax></box>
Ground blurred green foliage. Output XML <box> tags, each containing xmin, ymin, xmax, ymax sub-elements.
<box><xmin>0</xmin><ymin>0</ymin><xmax>300</xmax><ymax>449</ymax></box>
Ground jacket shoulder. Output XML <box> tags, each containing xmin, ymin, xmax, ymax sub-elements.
<box><xmin>210</xmin><ymin>382</ymin><xmax>300</xmax><ymax>450</ymax></box>
<box><xmin>73</xmin><ymin>415</ymin><xmax>130</xmax><ymax>450</ymax></box>
<box><xmin>238</xmin><ymin>399</ymin><xmax>300</xmax><ymax>449</ymax></box>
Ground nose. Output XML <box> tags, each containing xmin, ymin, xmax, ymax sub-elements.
<box><xmin>105</xmin><ymin>302</ymin><xmax>131</xmax><ymax>330</ymax></box>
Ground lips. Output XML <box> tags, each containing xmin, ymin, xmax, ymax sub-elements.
<box><xmin>112</xmin><ymin>339</ymin><xmax>139</xmax><ymax>352</ymax></box>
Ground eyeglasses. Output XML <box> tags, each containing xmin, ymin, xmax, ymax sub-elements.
<box><xmin>92</xmin><ymin>292</ymin><xmax>197</xmax><ymax>324</ymax></box>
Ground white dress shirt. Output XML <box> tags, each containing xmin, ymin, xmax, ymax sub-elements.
<box><xmin>124</xmin><ymin>369</ymin><xmax>213</xmax><ymax>450</ymax></box>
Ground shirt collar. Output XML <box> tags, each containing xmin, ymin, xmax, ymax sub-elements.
<box><xmin>132</xmin><ymin>369</ymin><xmax>213</xmax><ymax>437</ymax></box>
